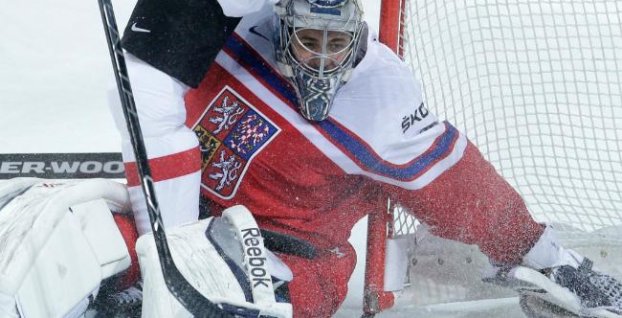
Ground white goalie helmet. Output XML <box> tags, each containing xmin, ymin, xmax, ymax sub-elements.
<box><xmin>274</xmin><ymin>0</ymin><xmax>366</xmax><ymax>121</ymax></box>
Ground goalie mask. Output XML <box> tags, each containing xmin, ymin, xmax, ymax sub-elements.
<box><xmin>274</xmin><ymin>0</ymin><xmax>366</xmax><ymax>121</ymax></box>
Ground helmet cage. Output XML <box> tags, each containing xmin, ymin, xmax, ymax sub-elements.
<box><xmin>274</xmin><ymin>0</ymin><xmax>365</xmax><ymax>121</ymax></box>
<box><xmin>286</xmin><ymin>27</ymin><xmax>355</xmax><ymax>77</ymax></box>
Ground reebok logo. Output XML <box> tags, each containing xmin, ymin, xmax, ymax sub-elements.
<box><xmin>131</xmin><ymin>22</ymin><xmax>151</xmax><ymax>33</ymax></box>
<box><xmin>241</xmin><ymin>227</ymin><xmax>271</xmax><ymax>288</ymax></box>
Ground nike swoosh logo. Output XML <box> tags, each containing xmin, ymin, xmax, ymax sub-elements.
<box><xmin>131</xmin><ymin>22</ymin><xmax>151</xmax><ymax>33</ymax></box>
<box><xmin>249</xmin><ymin>26</ymin><xmax>270</xmax><ymax>42</ymax></box>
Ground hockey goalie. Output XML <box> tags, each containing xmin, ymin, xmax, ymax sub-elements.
<box><xmin>0</xmin><ymin>178</ymin><xmax>292</xmax><ymax>318</ymax></box>
<box><xmin>6</xmin><ymin>0</ymin><xmax>621</xmax><ymax>316</ymax></box>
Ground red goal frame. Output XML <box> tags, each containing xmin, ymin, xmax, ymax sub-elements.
<box><xmin>363</xmin><ymin>1</ymin><xmax>409</xmax><ymax>316</ymax></box>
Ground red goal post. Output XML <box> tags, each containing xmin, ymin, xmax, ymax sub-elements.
<box><xmin>363</xmin><ymin>1</ymin><xmax>412</xmax><ymax>316</ymax></box>
<box><xmin>378</xmin><ymin>0</ymin><xmax>406</xmax><ymax>57</ymax></box>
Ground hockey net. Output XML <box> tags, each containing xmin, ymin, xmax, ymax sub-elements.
<box><xmin>364</xmin><ymin>0</ymin><xmax>622</xmax><ymax>316</ymax></box>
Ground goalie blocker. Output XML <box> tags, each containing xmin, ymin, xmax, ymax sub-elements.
<box><xmin>138</xmin><ymin>205</ymin><xmax>292</xmax><ymax>317</ymax></box>
<box><xmin>0</xmin><ymin>179</ymin><xmax>292</xmax><ymax>318</ymax></box>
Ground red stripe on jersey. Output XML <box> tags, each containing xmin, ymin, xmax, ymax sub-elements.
<box><xmin>124</xmin><ymin>147</ymin><xmax>201</xmax><ymax>187</ymax></box>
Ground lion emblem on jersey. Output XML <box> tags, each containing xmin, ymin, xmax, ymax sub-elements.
<box><xmin>192</xmin><ymin>86</ymin><xmax>280</xmax><ymax>199</ymax></box>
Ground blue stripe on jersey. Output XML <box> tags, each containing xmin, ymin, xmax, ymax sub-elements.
<box><xmin>224</xmin><ymin>34</ymin><xmax>458</xmax><ymax>181</ymax></box>
<box><xmin>319</xmin><ymin>120</ymin><xmax>458</xmax><ymax>180</ymax></box>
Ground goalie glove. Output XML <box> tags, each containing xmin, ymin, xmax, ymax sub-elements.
<box><xmin>486</xmin><ymin>261</ymin><xmax>622</xmax><ymax>318</ymax></box>
<box><xmin>137</xmin><ymin>205</ymin><xmax>292</xmax><ymax>318</ymax></box>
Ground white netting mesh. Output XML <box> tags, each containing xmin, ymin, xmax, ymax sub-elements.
<box><xmin>375</xmin><ymin>1</ymin><xmax>622</xmax><ymax>314</ymax></box>
<box><xmin>390</xmin><ymin>203</ymin><xmax>419</xmax><ymax>237</ymax></box>
<box><xmin>390</xmin><ymin>0</ymin><xmax>622</xmax><ymax>239</ymax></box>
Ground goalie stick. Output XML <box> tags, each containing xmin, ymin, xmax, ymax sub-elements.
<box><xmin>97</xmin><ymin>0</ymin><xmax>231</xmax><ymax>316</ymax></box>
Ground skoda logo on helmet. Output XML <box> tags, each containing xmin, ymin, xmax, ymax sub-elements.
<box><xmin>307</xmin><ymin>0</ymin><xmax>348</xmax><ymax>8</ymax></box>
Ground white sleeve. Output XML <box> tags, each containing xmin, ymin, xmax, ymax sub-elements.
<box><xmin>330</xmin><ymin>40</ymin><xmax>468</xmax><ymax>191</ymax></box>
<box><xmin>216</xmin><ymin>0</ymin><xmax>278</xmax><ymax>17</ymax></box>
<box><xmin>109</xmin><ymin>53</ymin><xmax>190</xmax><ymax>142</ymax></box>
<box><xmin>109</xmin><ymin>53</ymin><xmax>201</xmax><ymax>236</ymax></box>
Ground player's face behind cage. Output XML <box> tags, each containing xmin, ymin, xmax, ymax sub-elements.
<box><xmin>288</xmin><ymin>28</ymin><xmax>354</xmax><ymax>76</ymax></box>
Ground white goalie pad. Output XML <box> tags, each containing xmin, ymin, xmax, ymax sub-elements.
<box><xmin>137</xmin><ymin>205</ymin><xmax>292</xmax><ymax>318</ymax></box>
<box><xmin>0</xmin><ymin>178</ymin><xmax>132</xmax><ymax>318</ymax></box>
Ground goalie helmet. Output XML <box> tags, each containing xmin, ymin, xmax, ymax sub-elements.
<box><xmin>274</xmin><ymin>0</ymin><xmax>366</xmax><ymax>121</ymax></box>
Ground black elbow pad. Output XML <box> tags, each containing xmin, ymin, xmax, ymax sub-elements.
<box><xmin>121</xmin><ymin>0</ymin><xmax>241</xmax><ymax>88</ymax></box>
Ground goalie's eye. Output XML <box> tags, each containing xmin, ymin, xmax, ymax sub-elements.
<box><xmin>290</xmin><ymin>28</ymin><xmax>354</xmax><ymax>73</ymax></box>
<box><xmin>299</xmin><ymin>38</ymin><xmax>321</xmax><ymax>52</ymax></box>
<box><xmin>327</xmin><ymin>39</ymin><xmax>350</xmax><ymax>54</ymax></box>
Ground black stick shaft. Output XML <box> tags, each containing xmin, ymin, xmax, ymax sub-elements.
<box><xmin>97</xmin><ymin>1</ymin><xmax>229</xmax><ymax>316</ymax></box>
